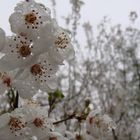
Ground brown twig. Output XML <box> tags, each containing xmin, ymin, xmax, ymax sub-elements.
<box><xmin>53</xmin><ymin>114</ymin><xmax>86</xmax><ymax>125</ymax></box>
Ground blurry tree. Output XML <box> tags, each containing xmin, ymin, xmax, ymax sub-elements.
<box><xmin>50</xmin><ymin>1</ymin><xmax>140</xmax><ymax>139</ymax></box>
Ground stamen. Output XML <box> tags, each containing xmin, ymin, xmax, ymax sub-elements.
<box><xmin>31</xmin><ymin>64</ymin><xmax>43</xmax><ymax>76</ymax></box>
<box><xmin>9</xmin><ymin>117</ymin><xmax>25</xmax><ymax>132</ymax></box>
<box><xmin>25</xmin><ymin>13</ymin><xmax>37</xmax><ymax>24</ymax></box>
<box><xmin>55</xmin><ymin>32</ymin><xmax>69</xmax><ymax>49</ymax></box>
<box><xmin>33</xmin><ymin>118</ymin><xmax>44</xmax><ymax>128</ymax></box>
<box><xmin>49</xmin><ymin>137</ymin><xmax>57</xmax><ymax>140</ymax></box>
<box><xmin>19</xmin><ymin>45</ymin><xmax>31</xmax><ymax>57</ymax></box>
<box><xmin>89</xmin><ymin>116</ymin><xmax>101</xmax><ymax>128</ymax></box>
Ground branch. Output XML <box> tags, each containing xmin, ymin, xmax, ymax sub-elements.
<box><xmin>112</xmin><ymin>129</ymin><xmax>118</xmax><ymax>140</ymax></box>
<box><xmin>53</xmin><ymin>114</ymin><xmax>75</xmax><ymax>125</ymax></box>
<box><xmin>53</xmin><ymin>114</ymin><xmax>86</xmax><ymax>125</ymax></box>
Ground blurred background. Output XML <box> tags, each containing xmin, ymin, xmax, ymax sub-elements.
<box><xmin>0</xmin><ymin>0</ymin><xmax>140</xmax><ymax>139</ymax></box>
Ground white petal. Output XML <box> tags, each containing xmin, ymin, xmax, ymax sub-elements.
<box><xmin>0</xmin><ymin>28</ymin><xmax>5</xmax><ymax>51</ymax></box>
<box><xmin>13</xmin><ymin>80</ymin><xmax>37</xmax><ymax>98</ymax></box>
<box><xmin>46</xmin><ymin>75</ymin><xmax>57</xmax><ymax>90</ymax></box>
<box><xmin>61</xmin><ymin>44</ymin><xmax>75</xmax><ymax>61</ymax></box>
<box><xmin>9</xmin><ymin>12</ymin><xmax>24</xmax><ymax>34</ymax></box>
<box><xmin>0</xmin><ymin>57</ymin><xmax>18</xmax><ymax>71</ymax></box>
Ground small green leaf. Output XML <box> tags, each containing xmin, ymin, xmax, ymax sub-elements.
<box><xmin>54</xmin><ymin>89</ymin><xmax>64</xmax><ymax>99</ymax></box>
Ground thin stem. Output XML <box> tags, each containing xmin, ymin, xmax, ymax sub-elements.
<box><xmin>53</xmin><ymin>114</ymin><xmax>75</xmax><ymax>125</ymax></box>
<box><xmin>112</xmin><ymin>129</ymin><xmax>118</xmax><ymax>140</ymax></box>
<box><xmin>13</xmin><ymin>91</ymin><xmax>19</xmax><ymax>109</ymax></box>
<box><xmin>53</xmin><ymin>114</ymin><xmax>86</xmax><ymax>125</ymax></box>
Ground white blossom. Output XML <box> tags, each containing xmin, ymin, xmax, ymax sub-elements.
<box><xmin>0</xmin><ymin>106</ymin><xmax>53</xmax><ymax>140</ymax></box>
<box><xmin>0</xmin><ymin>72</ymin><xmax>37</xmax><ymax>98</ymax></box>
<box><xmin>1</xmin><ymin>35</ymin><xmax>39</xmax><ymax>70</ymax></box>
<box><xmin>9</xmin><ymin>0</ymin><xmax>51</xmax><ymax>40</ymax></box>
<box><xmin>17</xmin><ymin>53</ymin><xmax>59</xmax><ymax>92</ymax></box>
<box><xmin>86</xmin><ymin>111</ymin><xmax>116</xmax><ymax>138</ymax></box>
<box><xmin>38</xmin><ymin>21</ymin><xmax>75</xmax><ymax>64</ymax></box>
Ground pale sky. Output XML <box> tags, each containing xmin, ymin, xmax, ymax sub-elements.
<box><xmin>0</xmin><ymin>0</ymin><xmax>140</xmax><ymax>35</ymax></box>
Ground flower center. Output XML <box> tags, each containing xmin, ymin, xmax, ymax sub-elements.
<box><xmin>33</xmin><ymin>118</ymin><xmax>44</xmax><ymax>128</ymax></box>
<box><xmin>31</xmin><ymin>64</ymin><xmax>43</xmax><ymax>76</ymax></box>
<box><xmin>89</xmin><ymin>117</ymin><xmax>93</xmax><ymax>125</ymax></box>
<box><xmin>3</xmin><ymin>77</ymin><xmax>11</xmax><ymax>87</ymax></box>
<box><xmin>55</xmin><ymin>32</ymin><xmax>69</xmax><ymax>49</ymax></box>
<box><xmin>2</xmin><ymin>73</ymin><xmax>11</xmax><ymax>87</ymax></box>
<box><xmin>89</xmin><ymin>116</ymin><xmax>101</xmax><ymax>128</ymax></box>
<box><xmin>19</xmin><ymin>45</ymin><xmax>31</xmax><ymax>57</ymax></box>
<box><xmin>9</xmin><ymin>117</ymin><xmax>25</xmax><ymax>131</ymax></box>
<box><xmin>49</xmin><ymin>137</ymin><xmax>57</xmax><ymax>140</ymax></box>
<box><xmin>25</xmin><ymin>13</ymin><xmax>37</xmax><ymax>24</ymax></box>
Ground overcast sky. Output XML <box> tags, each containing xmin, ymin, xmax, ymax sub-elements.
<box><xmin>0</xmin><ymin>0</ymin><xmax>140</xmax><ymax>35</ymax></box>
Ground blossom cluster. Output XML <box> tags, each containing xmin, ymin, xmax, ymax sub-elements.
<box><xmin>0</xmin><ymin>0</ymin><xmax>116</xmax><ymax>140</ymax></box>
<box><xmin>0</xmin><ymin>102</ymin><xmax>69</xmax><ymax>140</ymax></box>
<box><xmin>0</xmin><ymin>0</ymin><xmax>74</xmax><ymax>98</ymax></box>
